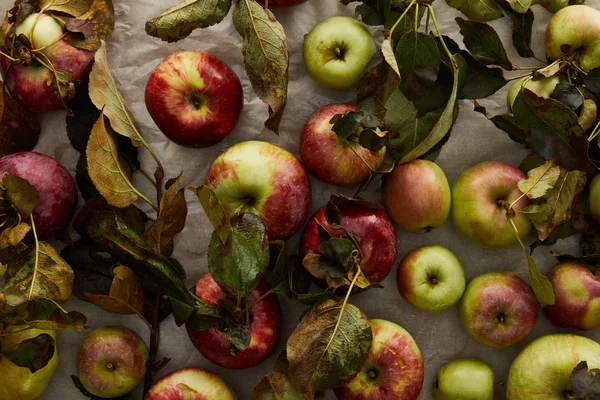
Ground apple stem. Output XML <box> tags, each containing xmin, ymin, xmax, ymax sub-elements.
<box><xmin>588</xmin><ymin>119</ymin><xmax>600</xmax><ymax>142</ymax></box>
<box><xmin>413</xmin><ymin>4</ymin><xmax>419</xmax><ymax>31</ymax></box>
<box><xmin>426</xmin><ymin>5</ymin><xmax>458</xmax><ymax>72</ymax></box>
<box><xmin>505</xmin><ymin>72</ymin><xmax>536</xmax><ymax>82</ymax></box>
<box><xmin>143</xmin><ymin>292</ymin><xmax>162</xmax><ymax>395</ymax></box>
<box><xmin>27</xmin><ymin>215</ymin><xmax>40</xmax><ymax>302</ymax></box>
<box><xmin>388</xmin><ymin>0</ymin><xmax>417</xmax><ymax>38</ymax></box>
<box><xmin>0</xmin><ymin>50</ymin><xmax>18</xmax><ymax>63</ymax></box>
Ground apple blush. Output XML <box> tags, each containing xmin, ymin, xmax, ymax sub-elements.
<box><xmin>145</xmin><ymin>367</ymin><xmax>237</xmax><ymax>400</ymax></box>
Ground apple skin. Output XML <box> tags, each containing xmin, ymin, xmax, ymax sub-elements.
<box><xmin>546</xmin><ymin>5</ymin><xmax>600</xmax><ymax>71</ymax></box>
<box><xmin>451</xmin><ymin>161</ymin><xmax>531</xmax><ymax>248</ymax></box>
<box><xmin>186</xmin><ymin>273</ymin><xmax>281</xmax><ymax>370</ymax></box>
<box><xmin>300</xmin><ymin>203</ymin><xmax>398</xmax><ymax>285</ymax></box>
<box><xmin>0</xmin><ymin>151</ymin><xmax>77</xmax><ymax>241</ymax></box>
<box><xmin>507</xmin><ymin>334</ymin><xmax>600</xmax><ymax>400</ymax></box>
<box><xmin>589</xmin><ymin>174</ymin><xmax>600</xmax><ymax>224</ymax></box>
<box><xmin>397</xmin><ymin>245</ymin><xmax>466</xmax><ymax>313</ymax></box>
<box><xmin>507</xmin><ymin>75</ymin><xmax>560</xmax><ymax>111</ymax></box>
<box><xmin>382</xmin><ymin>160</ymin><xmax>451</xmax><ymax>233</ymax></box>
<box><xmin>205</xmin><ymin>140</ymin><xmax>311</xmax><ymax>241</ymax></box>
<box><xmin>460</xmin><ymin>271</ymin><xmax>538</xmax><ymax>349</ymax></box>
<box><xmin>145</xmin><ymin>51</ymin><xmax>243</xmax><ymax>148</ymax></box>
<box><xmin>145</xmin><ymin>367</ymin><xmax>237</xmax><ymax>400</ymax></box>
<box><xmin>303</xmin><ymin>16</ymin><xmax>376</xmax><ymax>90</ymax></box>
<box><xmin>300</xmin><ymin>103</ymin><xmax>385</xmax><ymax>187</ymax></box>
<box><xmin>334</xmin><ymin>319</ymin><xmax>424</xmax><ymax>400</ymax></box>
<box><xmin>432</xmin><ymin>359</ymin><xmax>494</xmax><ymax>400</ymax></box>
<box><xmin>543</xmin><ymin>261</ymin><xmax>600</xmax><ymax>330</ymax></box>
<box><xmin>0</xmin><ymin>328</ymin><xmax>59</xmax><ymax>400</ymax></box>
<box><xmin>76</xmin><ymin>326</ymin><xmax>149</xmax><ymax>398</ymax></box>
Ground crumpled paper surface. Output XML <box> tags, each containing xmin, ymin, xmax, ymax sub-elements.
<box><xmin>2</xmin><ymin>0</ymin><xmax>598</xmax><ymax>398</ymax></box>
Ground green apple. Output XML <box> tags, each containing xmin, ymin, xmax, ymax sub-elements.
<box><xmin>15</xmin><ymin>13</ymin><xmax>63</xmax><ymax>51</ymax></box>
<box><xmin>506</xmin><ymin>75</ymin><xmax>560</xmax><ymax>111</ymax></box>
<box><xmin>0</xmin><ymin>327</ymin><xmax>59</xmax><ymax>400</ymax></box>
<box><xmin>589</xmin><ymin>174</ymin><xmax>600</xmax><ymax>224</ymax></box>
<box><xmin>507</xmin><ymin>334</ymin><xmax>600</xmax><ymax>399</ymax></box>
<box><xmin>396</xmin><ymin>245</ymin><xmax>466</xmax><ymax>313</ymax></box>
<box><xmin>303</xmin><ymin>16</ymin><xmax>376</xmax><ymax>89</ymax></box>
<box><xmin>433</xmin><ymin>359</ymin><xmax>494</xmax><ymax>400</ymax></box>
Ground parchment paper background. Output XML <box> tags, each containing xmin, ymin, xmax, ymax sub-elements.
<box><xmin>2</xmin><ymin>0</ymin><xmax>599</xmax><ymax>398</ymax></box>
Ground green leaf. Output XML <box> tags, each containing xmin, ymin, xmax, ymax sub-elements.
<box><xmin>357</xmin><ymin>54</ymin><xmax>400</xmax><ymax>105</ymax></box>
<box><xmin>270</xmin><ymin>243</ymin><xmax>309</xmax><ymax>299</ymax></box>
<box><xmin>145</xmin><ymin>0</ymin><xmax>231</xmax><ymax>42</ymax></box>
<box><xmin>319</xmin><ymin>238</ymin><xmax>356</xmax><ymax>274</ymax></box>
<box><xmin>506</xmin><ymin>0</ymin><xmax>532</xmax><ymax>13</ymax></box>
<box><xmin>458</xmin><ymin>52</ymin><xmax>507</xmax><ymax>100</ymax></box>
<box><xmin>1</xmin><ymin>175</ymin><xmax>39</xmax><ymax>218</ymax></box>
<box><xmin>251</xmin><ymin>372</ymin><xmax>304</xmax><ymax>400</ymax></box>
<box><xmin>395</xmin><ymin>31</ymin><xmax>440</xmax><ymax>100</ymax></box>
<box><xmin>190</xmin><ymin>185</ymin><xmax>231</xmax><ymax>244</ymax></box>
<box><xmin>473</xmin><ymin>102</ymin><xmax>526</xmax><ymax>144</ymax></box>
<box><xmin>526</xmin><ymin>250</ymin><xmax>555</xmax><ymax>307</ymax></box>
<box><xmin>331</xmin><ymin>111</ymin><xmax>364</xmax><ymax>141</ymax></box>
<box><xmin>225</xmin><ymin>323</ymin><xmax>251</xmax><ymax>352</ymax></box>
<box><xmin>520</xmin><ymin>204</ymin><xmax>551</xmax><ymax>222</ymax></box>
<box><xmin>2</xmin><ymin>333</ymin><xmax>55</xmax><ymax>373</ymax></box>
<box><xmin>517</xmin><ymin>160</ymin><xmax>561</xmax><ymax>200</ymax></box>
<box><xmin>446</xmin><ymin>0</ymin><xmax>503</xmax><ymax>22</ymax></box>
<box><xmin>232</xmin><ymin>0</ymin><xmax>288</xmax><ymax>134</ymax></box>
<box><xmin>456</xmin><ymin>18</ymin><xmax>512</xmax><ymax>70</ymax></box>
<box><xmin>570</xmin><ymin>361</ymin><xmax>600</xmax><ymax>398</ymax></box>
<box><xmin>504</xmin><ymin>7</ymin><xmax>535</xmax><ymax>58</ymax></box>
<box><xmin>359</xmin><ymin>128</ymin><xmax>387</xmax><ymax>152</ymax></box>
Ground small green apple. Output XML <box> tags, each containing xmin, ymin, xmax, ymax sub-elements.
<box><xmin>432</xmin><ymin>358</ymin><xmax>494</xmax><ymax>400</ymax></box>
<box><xmin>589</xmin><ymin>174</ymin><xmax>600</xmax><ymax>224</ymax></box>
<box><xmin>15</xmin><ymin>13</ymin><xmax>63</xmax><ymax>51</ymax></box>
<box><xmin>506</xmin><ymin>75</ymin><xmax>560</xmax><ymax>111</ymax></box>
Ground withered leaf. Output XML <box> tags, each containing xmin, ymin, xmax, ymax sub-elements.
<box><xmin>517</xmin><ymin>160</ymin><xmax>561</xmax><ymax>200</ymax></box>
<box><xmin>251</xmin><ymin>371</ymin><xmax>304</xmax><ymax>400</ymax></box>
<box><xmin>190</xmin><ymin>185</ymin><xmax>230</xmax><ymax>244</ymax></box>
<box><xmin>1</xmin><ymin>175</ymin><xmax>39</xmax><ymax>218</ymax></box>
<box><xmin>65</xmin><ymin>18</ymin><xmax>94</xmax><ymax>38</ymax></box>
<box><xmin>0</xmin><ymin>89</ymin><xmax>40</xmax><ymax>157</ymax></box>
<box><xmin>0</xmin><ymin>222</ymin><xmax>30</xmax><ymax>249</ymax></box>
<box><xmin>39</xmin><ymin>0</ymin><xmax>94</xmax><ymax>17</ymax></box>
<box><xmin>64</xmin><ymin>0</ymin><xmax>115</xmax><ymax>51</ymax></box>
<box><xmin>570</xmin><ymin>361</ymin><xmax>600</xmax><ymax>399</ymax></box>
<box><xmin>84</xmin><ymin>265</ymin><xmax>144</xmax><ymax>316</ymax></box>
<box><xmin>3</xmin><ymin>298</ymin><xmax>87</xmax><ymax>331</ymax></box>
<box><xmin>2</xmin><ymin>332</ymin><xmax>55</xmax><ymax>373</ymax></box>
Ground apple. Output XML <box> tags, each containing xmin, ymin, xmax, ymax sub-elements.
<box><xmin>145</xmin><ymin>367</ymin><xmax>237</xmax><ymax>400</ymax></box>
<box><xmin>459</xmin><ymin>271</ymin><xmax>538</xmax><ymax>349</ymax></box>
<box><xmin>205</xmin><ymin>140</ymin><xmax>311</xmax><ymax>240</ymax></box>
<box><xmin>303</xmin><ymin>16</ymin><xmax>376</xmax><ymax>89</ymax></box>
<box><xmin>0</xmin><ymin>328</ymin><xmax>59</xmax><ymax>400</ymax></box>
<box><xmin>432</xmin><ymin>359</ymin><xmax>494</xmax><ymax>400</ymax></box>
<box><xmin>506</xmin><ymin>75</ymin><xmax>560</xmax><ymax>111</ymax></box>
<box><xmin>589</xmin><ymin>174</ymin><xmax>600</xmax><ymax>224</ymax></box>
<box><xmin>546</xmin><ymin>5</ymin><xmax>600</xmax><ymax>72</ymax></box>
<box><xmin>145</xmin><ymin>51</ymin><xmax>243</xmax><ymax>148</ymax></box>
<box><xmin>0</xmin><ymin>151</ymin><xmax>77</xmax><ymax>240</ymax></box>
<box><xmin>334</xmin><ymin>319</ymin><xmax>424</xmax><ymax>400</ymax></box>
<box><xmin>382</xmin><ymin>160</ymin><xmax>451</xmax><ymax>233</ymax></box>
<box><xmin>451</xmin><ymin>161</ymin><xmax>531</xmax><ymax>248</ymax></box>
<box><xmin>299</xmin><ymin>200</ymin><xmax>398</xmax><ymax>285</ymax></box>
<box><xmin>300</xmin><ymin>103</ymin><xmax>385</xmax><ymax>187</ymax></box>
<box><xmin>76</xmin><ymin>326</ymin><xmax>148</xmax><ymax>398</ymax></box>
<box><xmin>507</xmin><ymin>334</ymin><xmax>600</xmax><ymax>399</ymax></box>
<box><xmin>1</xmin><ymin>13</ymin><xmax>94</xmax><ymax>113</ymax></box>
<box><xmin>186</xmin><ymin>273</ymin><xmax>281</xmax><ymax>370</ymax></box>
<box><xmin>397</xmin><ymin>245</ymin><xmax>466</xmax><ymax>313</ymax></box>
<box><xmin>543</xmin><ymin>260</ymin><xmax>600</xmax><ymax>330</ymax></box>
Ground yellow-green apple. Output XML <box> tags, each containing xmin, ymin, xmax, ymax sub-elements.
<box><xmin>397</xmin><ymin>245</ymin><xmax>466</xmax><ymax>313</ymax></box>
<box><xmin>589</xmin><ymin>174</ymin><xmax>600</xmax><ymax>224</ymax></box>
<box><xmin>300</xmin><ymin>103</ymin><xmax>385</xmax><ymax>186</ymax></box>
<box><xmin>0</xmin><ymin>151</ymin><xmax>77</xmax><ymax>240</ymax></box>
<box><xmin>459</xmin><ymin>271</ymin><xmax>538</xmax><ymax>349</ymax></box>
<box><xmin>145</xmin><ymin>51</ymin><xmax>243</xmax><ymax>148</ymax></box>
<box><xmin>507</xmin><ymin>334</ymin><xmax>600</xmax><ymax>399</ymax></box>
<box><xmin>506</xmin><ymin>75</ymin><xmax>560</xmax><ymax>111</ymax></box>
<box><xmin>303</xmin><ymin>17</ymin><xmax>376</xmax><ymax>89</ymax></box>
<box><xmin>0</xmin><ymin>328</ymin><xmax>59</xmax><ymax>400</ymax></box>
<box><xmin>432</xmin><ymin>359</ymin><xmax>494</xmax><ymax>400</ymax></box>
<box><xmin>145</xmin><ymin>367</ymin><xmax>237</xmax><ymax>400</ymax></box>
<box><xmin>334</xmin><ymin>319</ymin><xmax>424</xmax><ymax>400</ymax></box>
<box><xmin>76</xmin><ymin>326</ymin><xmax>148</xmax><ymax>398</ymax></box>
<box><xmin>0</xmin><ymin>13</ymin><xmax>94</xmax><ymax>113</ymax></box>
<box><xmin>545</xmin><ymin>5</ymin><xmax>600</xmax><ymax>71</ymax></box>
<box><xmin>205</xmin><ymin>140</ymin><xmax>311</xmax><ymax>240</ymax></box>
<box><xmin>382</xmin><ymin>160</ymin><xmax>451</xmax><ymax>233</ymax></box>
<box><xmin>451</xmin><ymin>161</ymin><xmax>531</xmax><ymax>248</ymax></box>
<box><xmin>543</xmin><ymin>260</ymin><xmax>600</xmax><ymax>330</ymax></box>
<box><xmin>185</xmin><ymin>273</ymin><xmax>281</xmax><ymax>369</ymax></box>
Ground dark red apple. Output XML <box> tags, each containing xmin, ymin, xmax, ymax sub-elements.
<box><xmin>0</xmin><ymin>151</ymin><xmax>77</xmax><ymax>240</ymax></box>
<box><xmin>186</xmin><ymin>273</ymin><xmax>281</xmax><ymax>370</ymax></box>
<box><xmin>145</xmin><ymin>50</ymin><xmax>244</xmax><ymax>148</ymax></box>
<box><xmin>145</xmin><ymin>367</ymin><xmax>237</xmax><ymax>399</ymax></box>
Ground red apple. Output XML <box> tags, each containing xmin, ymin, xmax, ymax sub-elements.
<box><xmin>543</xmin><ymin>260</ymin><xmax>600</xmax><ymax>330</ymax></box>
<box><xmin>145</xmin><ymin>367</ymin><xmax>237</xmax><ymax>400</ymax></box>
<box><xmin>334</xmin><ymin>319</ymin><xmax>424</xmax><ymax>400</ymax></box>
<box><xmin>300</xmin><ymin>103</ymin><xmax>385</xmax><ymax>187</ymax></box>
<box><xmin>299</xmin><ymin>200</ymin><xmax>397</xmax><ymax>285</ymax></box>
<box><xmin>145</xmin><ymin>50</ymin><xmax>243</xmax><ymax>148</ymax></box>
<box><xmin>0</xmin><ymin>151</ymin><xmax>77</xmax><ymax>240</ymax></box>
<box><xmin>185</xmin><ymin>273</ymin><xmax>281</xmax><ymax>369</ymax></box>
<box><xmin>205</xmin><ymin>140</ymin><xmax>311</xmax><ymax>240</ymax></box>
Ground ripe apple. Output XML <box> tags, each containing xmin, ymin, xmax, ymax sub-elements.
<box><xmin>451</xmin><ymin>161</ymin><xmax>531</xmax><ymax>248</ymax></box>
<box><xmin>382</xmin><ymin>160</ymin><xmax>451</xmax><ymax>233</ymax></box>
<box><xmin>459</xmin><ymin>271</ymin><xmax>538</xmax><ymax>349</ymax></box>
<box><xmin>334</xmin><ymin>319</ymin><xmax>424</xmax><ymax>400</ymax></box>
<box><xmin>543</xmin><ymin>260</ymin><xmax>600</xmax><ymax>330</ymax></box>
<box><xmin>76</xmin><ymin>326</ymin><xmax>148</xmax><ymax>398</ymax></box>
<box><xmin>299</xmin><ymin>201</ymin><xmax>397</xmax><ymax>285</ymax></box>
<box><xmin>507</xmin><ymin>334</ymin><xmax>600</xmax><ymax>399</ymax></box>
<box><xmin>589</xmin><ymin>174</ymin><xmax>600</xmax><ymax>224</ymax></box>
<box><xmin>145</xmin><ymin>367</ymin><xmax>237</xmax><ymax>400</ymax></box>
<box><xmin>432</xmin><ymin>359</ymin><xmax>494</xmax><ymax>400</ymax></box>
<box><xmin>397</xmin><ymin>245</ymin><xmax>466</xmax><ymax>313</ymax></box>
<box><xmin>303</xmin><ymin>16</ymin><xmax>376</xmax><ymax>89</ymax></box>
<box><xmin>145</xmin><ymin>51</ymin><xmax>243</xmax><ymax>148</ymax></box>
<box><xmin>545</xmin><ymin>5</ymin><xmax>600</xmax><ymax>71</ymax></box>
<box><xmin>506</xmin><ymin>75</ymin><xmax>560</xmax><ymax>111</ymax></box>
<box><xmin>186</xmin><ymin>273</ymin><xmax>281</xmax><ymax>370</ymax></box>
<box><xmin>1</xmin><ymin>13</ymin><xmax>94</xmax><ymax>113</ymax></box>
<box><xmin>0</xmin><ymin>151</ymin><xmax>77</xmax><ymax>240</ymax></box>
<box><xmin>300</xmin><ymin>103</ymin><xmax>385</xmax><ymax>187</ymax></box>
<box><xmin>0</xmin><ymin>328</ymin><xmax>59</xmax><ymax>400</ymax></box>
<box><xmin>205</xmin><ymin>140</ymin><xmax>311</xmax><ymax>240</ymax></box>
